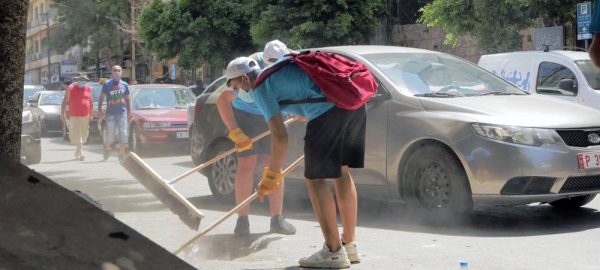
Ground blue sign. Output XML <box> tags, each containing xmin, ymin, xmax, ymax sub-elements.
<box><xmin>170</xmin><ymin>64</ymin><xmax>176</xmax><ymax>80</ymax></box>
<box><xmin>578</xmin><ymin>2</ymin><xmax>592</xmax><ymax>40</ymax></box>
<box><xmin>60</xmin><ymin>60</ymin><xmax>78</xmax><ymax>77</ymax></box>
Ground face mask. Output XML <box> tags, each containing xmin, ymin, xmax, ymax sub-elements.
<box><xmin>77</xmin><ymin>81</ymin><xmax>86</xmax><ymax>88</ymax></box>
<box><xmin>237</xmin><ymin>76</ymin><xmax>254</xmax><ymax>103</ymax></box>
<box><xmin>238</xmin><ymin>88</ymin><xmax>254</xmax><ymax>103</ymax></box>
<box><xmin>113</xmin><ymin>71</ymin><xmax>122</xmax><ymax>79</ymax></box>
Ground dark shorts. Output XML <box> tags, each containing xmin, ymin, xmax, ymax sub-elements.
<box><xmin>304</xmin><ymin>105</ymin><xmax>367</xmax><ymax>179</ymax></box>
<box><xmin>233</xmin><ymin>107</ymin><xmax>271</xmax><ymax>158</ymax></box>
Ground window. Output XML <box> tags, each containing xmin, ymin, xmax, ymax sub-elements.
<box><xmin>536</xmin><ymin>62</ymin><xmax>578</xmax><ymax>96</ymax></box>
<box><xmin>203</xmin><ymin>76</ymin><xmax>227</xmax><ymax>95</ymax></box>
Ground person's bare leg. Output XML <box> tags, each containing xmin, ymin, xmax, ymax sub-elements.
<box><xmin>119</xmin><ymin>142</ymin><xmax>126</xmax><ymax>155</ymax></box>
<box><xmin>264</xmin><ymin>154</ymin><xmax>284</xmax><ymax>216</ymax></box>
<box><xmin>236</xmin><ymin>154</ymin><xmax>258</xmax><ymax>217</ymax></box>
<box><xmin>332</xmin><ymin>166</ymin><xmax>358</xmax><ymax>244</ymax></box>
<box><xmin>75</xmin><ymin>143</ymin><xmax>82</xmax><ymax>155</ymax></box>
<box><xmin>306</xmin><ymin>178</ymin><xmax>341</xmax><ymax>252</ymax></box>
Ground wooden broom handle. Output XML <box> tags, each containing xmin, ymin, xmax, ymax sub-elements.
<box><xmin>174</xmin><ymin>155</ymin><xmax>305</xmax><ymax>255</ymax></box>
<box><xmin>168</xmin><ymin>117</ymin><xmax>298</xmax><ymax>185</ymax></box>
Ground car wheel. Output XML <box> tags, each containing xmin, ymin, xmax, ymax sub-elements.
<box><xmin>190</xmin><ymin>125</ymin><xmax>201</xmax><ymax>166</ymax></box>
<box><xmin>206</xmin><ymin>140</ymin><xmax>263</xmax><ymax>204</ymax></box>
<box><xmin>207</xmin><ymin>140</ymin><xmax>238</xmax><ymax>204</ymax></box>
<box><xmin>62</xmin><ymin>122</ymin><xmax>70</xmax><ymax>142</ymax></box>
<box><xmin>129</xmin><ymin>125</ymin><xmax>144</xmax><ymax>155</ymax></box>
<box><xmin>25</xmin><ymin>143</ymin><xmax>42</xmax><ymax>165</ymax></box>
<box><xmin>549</xmin><ymin>194</ymin><xmax>596</xmax><ymax>208</ymax></box>
<box><xmin>401</xmin><ymin>144</ymin><xmax>473</xmax><ymax>224</ymax></box>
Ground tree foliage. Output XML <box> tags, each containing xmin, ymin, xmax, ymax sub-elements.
<box><xmin>249</xmin><ymin>0</ymin><xmax>384</xmax><ymax>49</ymax></box>
<box><xmin>419</xmin><ymin>0</ymin><xmax>579</xmax><ymax>53</ymax></box>
<box><xmin>137</xmin><ymin>0</ymin><xmax>256</xmax><ymax>69</ymax></box>
<box><xmin>50</xmin><ymin>0</ymin><xmax>129</xmax><ymax>61</ymax></box>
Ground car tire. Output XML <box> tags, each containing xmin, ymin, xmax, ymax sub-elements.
<box><xmin>129</xmin><ymin>125</ymin><xmax>144</xmax><ymax>155</ymax></box>
<box><xmin>190</xmin><ymin>125</ymin><xmax>200</xmax><ymax>166</ymax></box>
<box><xmin>401</xmin><ymin>144</ymin><xmax>473</xmax><ymax>225</ymax></box>
<box><xmin>206</xmin><ymin>140</ymin><xmax>263</xmax><ymax>204</ymax></box>
<box><xmin>549</xmin><ymin>194</ymin><xmax>596</xmax><ymax>208</ymax></box>
<box><xmin>25</xmin><ymin>143</ymin><xmax>42</xmax><ymax>165</ymax></box>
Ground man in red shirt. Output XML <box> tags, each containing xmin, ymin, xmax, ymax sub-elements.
<box><xmin>61</xmin><ymin>72</ymin><xmax>94</xmax><ymax>161</ymax></box>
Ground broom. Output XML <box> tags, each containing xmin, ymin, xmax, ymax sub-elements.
<box><xmin>120</xmin><ymin>117</ymin><xmax>299</xmax><ymax>231</ymax></box>
<box><xmin>174</xmin><ymin>155</ymin><xmax>305</xmax><ymax>255</ymax></box>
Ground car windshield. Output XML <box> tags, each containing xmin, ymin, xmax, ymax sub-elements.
<box><xmin>23</xmin><ymin>87</ymin><xmax>45</xmax><ymax>101</ymax></box>
<box><xmin>132</xmin><ymin>87</ymin><xmax>196</xmax><ymax>109</ymax></box>
<box><xmin>363</xmin><ymin>53</ymin><xmax>526</xmax><ymax>97</ymax></box>
<box><xmin>39</xmin><ymin>92</ymin><xmax>64</xmax><ymax>105</ymax></box>
<box><xmin>574</xmin><ymin>60</ymin><xmax>600</xmax><ymax>90</ymax></box>
<box><xmin>89</xmin><ymin>84</ymin><xmax>103</xmax><ymax>101</ymax></box>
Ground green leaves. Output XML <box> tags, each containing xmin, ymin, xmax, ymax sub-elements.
<box><xmin>419</xmin><ymin>0</ymin><xmax>579</xmax><ymax>53</ymax></box>
<box><xmin>137</xmin><ymin>0</ymin><xmax>385</xmax><ymax>69</ymax></box>
<box><xmin>250</xmin><ymin>0</ymin><xmax>383</xmax><ymax>48</ymax></box>
<box><xmin>137</xmin><ymin>0</ymin><xmax>256</xmax><ymax>69</ymax></box>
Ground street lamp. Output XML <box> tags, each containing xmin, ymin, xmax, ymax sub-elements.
<box><xmin>39</xmin><ymin>11</ymin><xmax>51</xmax><ymax>87</ymax></box>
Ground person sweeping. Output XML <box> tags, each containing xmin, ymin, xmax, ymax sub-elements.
<box><xmin>224</xmin><ymin>53</ymin><xmax>376</xmax><ymax>268</ymax></box>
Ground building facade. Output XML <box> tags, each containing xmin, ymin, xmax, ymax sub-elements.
<box><xmin>25</xmin><ymin>0</ymin><xmax>69</xmax><ymax>89</ymax></box>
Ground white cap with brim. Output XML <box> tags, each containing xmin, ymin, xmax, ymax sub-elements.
<box><xmin>263</xmin><ymin>39</ymin><xmax>290</xmax><ymax>66</ymax></box>
<box><xmin>226</xmin><ymin>57</ymin><xmax>260</xmax><ymax>87</ymax></box>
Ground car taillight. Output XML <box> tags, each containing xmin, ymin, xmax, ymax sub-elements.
<box><xmin>193</xmin><ymin>104</ymin><xmax>202</xmax><ymax>117</ymax></box>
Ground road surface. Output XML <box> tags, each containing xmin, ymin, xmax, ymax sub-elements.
<box><xmin>26</xmin><ymin>136</ymin><xmax>600</xmax><ymax>270</ymax></box>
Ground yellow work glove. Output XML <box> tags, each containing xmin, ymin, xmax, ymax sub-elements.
<box><xmin>289</xmin><ymin>114</ymin><xmax>308</xmax><ymax>122</ymax></box>
<box><xmin>228</xmin><ymin>128</ymin><xmax>253</xmax><ymax>152</ymax></box>
<box><xmin>258</xmin><ymin>168</ymin><xmax>283</xmax><ymax>202</ymax></box>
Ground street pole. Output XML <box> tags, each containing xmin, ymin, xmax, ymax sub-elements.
<box><xmin>131</xmin><ymin>0</ymin><xmax>136</xmax><ymax>85</ymax></box>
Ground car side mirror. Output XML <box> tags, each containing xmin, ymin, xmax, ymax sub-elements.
<box><xmin>558</xmin><ymin>79</ymin><xmax>577</xmax><ymax>95</ymax></box>
<box><xmin>27</xmin><ymin>99</ymin><xmax>38</xmax><ymax>107</ymax></box>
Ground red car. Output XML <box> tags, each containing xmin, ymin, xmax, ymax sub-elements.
<box><xmin>126</xmin><ymin>84</ymin><xmax>196</xmax><ymax>154</ymax></box>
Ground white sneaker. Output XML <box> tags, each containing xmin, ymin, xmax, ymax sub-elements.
<box><xmin>298</xmin><ymin>243</ymin><xmax>351</xmax><ymax>269</ymax></box>
<box><xmin>343</xmin><ymin>241</ymin><xmax>360</xmax><ymax>263</ymax></box>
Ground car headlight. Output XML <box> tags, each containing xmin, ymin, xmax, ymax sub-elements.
<box><xmin>22</xmin><ymin>110</ymin><xmax>33</xmax><ymax>123</ymax></box>
<box><xmin>143</xmin><ymin>122</ymin><xmax>171</xmax><ymax>129</ymax></box>
<box><xmin>471</xmin><ymin>123</ymin><xmax>563</xmax><ymax>146</ymax></box>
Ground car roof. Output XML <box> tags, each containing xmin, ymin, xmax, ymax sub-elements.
<box><xmin>37</xmin><ymin>90</ymin><xmax>64</xmax><ymax>94</ymax></box>
<box><xmin>131</xmin><ymin>84</ymin><xmax>188</xmax><ymax>89</ymax></box>
<box><xmin>481</xmin><ymin>50</ymin><xmax>590</xmax><ymax>61</ymax></box>
<box><xmin>24</xmin><ymin>85</ymin><xmax>46</xmax><ymax>89</ymax></box>
<box><xmin>312</xmin><ymin>45</ymin><xmax>441</xmax><ymax>56</ymax></box>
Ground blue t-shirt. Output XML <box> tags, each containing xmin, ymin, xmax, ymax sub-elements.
<box><xmin>253</xmin><ymin>61</ymin><xmax>335</xmax><ymax>122</ymax></box>
<box><xmin>591</xmin><ymin>0</ymin><xmax>600</xmax><ymax>33</ymax></box>
<box><xmin>102</xmin><ymin>79</ymin><xmax>130</xmax><ymax>115</ymax></box>
<box><xmin>231</xmin><ymin>91</ymin><xmax>263</xmax><ymax>115</ymax></box>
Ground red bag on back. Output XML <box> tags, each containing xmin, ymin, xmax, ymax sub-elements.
<box><xmin>254</xmin><ymin>50</ymin><xmax>378</xmax><ymax>110</ymax></box>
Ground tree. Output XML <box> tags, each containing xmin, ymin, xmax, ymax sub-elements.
<box><xmin>137</xmin><ymin>0</ymin><xmax>257</xmax><ymax>69</ymax></box>
<box><xmin>50</xmin><ymin>0</ymin><xmax>129</xmax><ymax>78</ymax></box>
<box><xmin>249</xmin><ymin>0</ymin><xmax>385</xmax><ymax>49</ymax></box>
<box><xmin>0</xmin><ymin>0</ymin><xmax>28</xmax><ymax>160</ymax></box>
<box><xmin>418</xmin><ymin>0</ymin><xmax>579</xmax><ymax>53</ymax></box>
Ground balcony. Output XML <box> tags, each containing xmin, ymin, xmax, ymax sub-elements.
<box><xmin>26</xmin><ymin>9</ymin><xmax>60</xmax><ymax>38</ymax></box>
<box><xmin>25</xmin><ymin>50</ymin><xmax>67</xmax><ymax>71</ymax></box>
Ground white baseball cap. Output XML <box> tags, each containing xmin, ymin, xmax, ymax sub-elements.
<box><xmin>225</xmin><ymin>57</ymin><xmax>260</xmax><ymax>87</ymax></box>
<box><xmin>263</xmin><ymin>39</ymin><xmax>290</xmax><ymax>66</ymax></box>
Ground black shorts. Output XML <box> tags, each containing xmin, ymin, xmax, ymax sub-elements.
<box><xmin>304</xmin><ymin>105</ymin><xmax>366</xmax><ymax>179</ymax></box>
<box><xmin>233</xmin><ymin>107</ymin><xmax>271</xmax><ymax>158</ymax></box>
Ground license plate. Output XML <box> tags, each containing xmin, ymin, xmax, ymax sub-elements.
<box><xmin>176</xmin><ymin>131</ymin><xmax>189</xmax><ymax>139</ymax></box>
<box><xmin>577</xmin><ymin>153</ymin><xmax>600</xmax><ymax>170</ymax></box>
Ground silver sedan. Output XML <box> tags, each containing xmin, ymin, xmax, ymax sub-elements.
<box><xmin>190</xmin><ymin>45</ymin><xmax>600</xmax><ymax>223</ymax></box>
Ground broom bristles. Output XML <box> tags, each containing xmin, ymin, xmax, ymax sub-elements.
<box><xmin>120</xmin><ymin>156</ymin><xmax>201</xmax><ymax>231</ymax></box>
